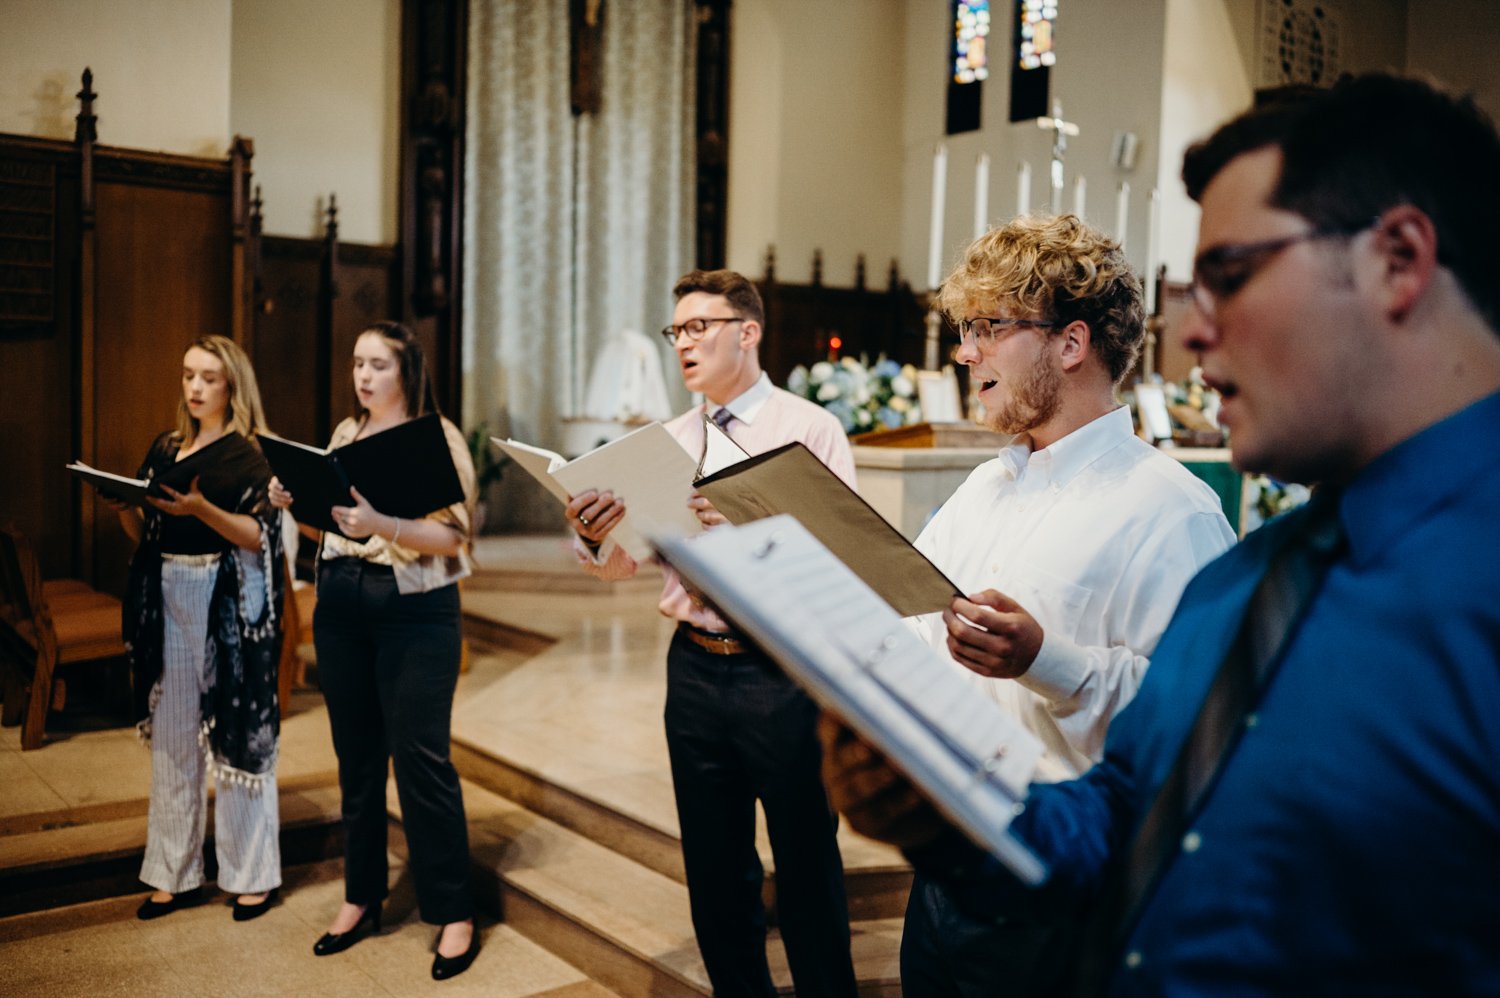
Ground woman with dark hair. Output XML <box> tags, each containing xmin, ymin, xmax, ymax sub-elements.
<box><xmin>109</xmin><ymin>334</ymin><xmax>285</xmax><ymax>922</ymax></box>
<box><xmin>269</xmin><ymin>321</ymin><xmax>479</xmax><ymax>980</ymax></box>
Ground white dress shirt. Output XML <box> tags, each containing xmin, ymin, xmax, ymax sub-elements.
<box><xmin>912</xmin><ymin>406</ymin><xmax>1236</xmax><ymax>781</ymax></box>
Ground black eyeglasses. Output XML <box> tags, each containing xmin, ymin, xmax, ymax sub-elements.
<box><xmin>661</xmin><ymin>316</ymin><xmax>745</xmax><ymax>345</ymax></box>
<box><xmin>1189</xmin><ymin>219</ymin><xmax>1377</xmax><ymax>319</ymax></box>
<box><xmin>956</xmin><ymin>316</ymin><xmax>1058</xmax><ymax>346</ymax></box>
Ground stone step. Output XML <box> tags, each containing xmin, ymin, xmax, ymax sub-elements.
<box><xmin>451</xmin><ymin>735</ymin><xmax>913</xmax><ymax>924</ymax></box>
<box><xmin>393</xmin><ymin>777</ymin><xmax>901</xmax><ymax>998</ymax></box>
<box><xmin>0</xmin><ymin>773</ymin><xmax>344</xmax><ymax>918</ymax></box>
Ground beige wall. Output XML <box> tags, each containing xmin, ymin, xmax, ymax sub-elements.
<box><xmin>229</xmin><ymin>0</ymin><xmax>400</xmax><ymax>244</ymax></box>
<box><xmin>725</xmin><ymin>0</ymin><xmax>907</xmax><ymax>288</ymax></box>
<box><xmin>895</xmin><ymin>0</ymin><xmax>1170</xmax><ymax>292</ymax></box>
<box><xmin>0</xmin><ymin>0</ymin><xmax>232</xmax><ymax>156</ymax></box>
<box><xmin>1408</xmin><ymin>0</ymin><xmax>1500</xmax><ymax>115</ymax></box>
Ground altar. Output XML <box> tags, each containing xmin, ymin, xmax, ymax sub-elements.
<box><xmin>853</xmin><ymin>425</ymin><xmax>1249</xmax><ymax>540</ymax></box>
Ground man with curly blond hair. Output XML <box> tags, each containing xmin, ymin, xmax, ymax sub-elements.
<box><xmin>900</xmin><ymin>214</ymin><xmax>1235</xmax><ymax>997</ymax></box>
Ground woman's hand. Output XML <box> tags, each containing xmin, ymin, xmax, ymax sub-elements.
<box><xmin>147</xmin><ymin>477</ymin><xmax>211</xmax><ymax>519</ymax></box>
<box><xmin>330</xmin><ymin>486</ymin><xmax>384</xmax><ymax>539</ymax></box>
<box><xmin>268</xmin><ymin>476</ymin><xmax>294</xmax><ymax>510</ymax></box>
<box><xmin>97</xmin><ymin>491</ymin><xmax>132</xmax><ymax>512</ymax></box>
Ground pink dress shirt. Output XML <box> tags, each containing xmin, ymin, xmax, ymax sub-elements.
<box><xmin>576</xmin><ymin>374</ymin><xmax>856</xmax><ymax>632</ymax></box>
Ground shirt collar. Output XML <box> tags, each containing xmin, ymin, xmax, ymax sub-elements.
<box><xmin>997</xmin><ymin>405</ymin><xmax>1136</xmax><ymax>487</ymax></box>
<box><xmin>712</xmin><ymin>372</ymin><xmax>773</xmax><ymax>426</ymax></box>
<box><xmin>1339</xmin><ymin>389</ymin><xmax>1500</xmax><ymax>567</ymax></box>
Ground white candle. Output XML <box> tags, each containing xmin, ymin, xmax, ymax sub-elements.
<box><xmin>927</xmin><ymin>143</ymin><xmax>948</xmax><ymax>290</ymax></box>
<box><xmin>1016</xmin><ymin>161</ymin><xmax>1031</xmax><ymax>218</ymax></box>
<box><xmin>1072</xmin><ymin>176</ymin><xmax>1087</xmax><ymax>219</ymax></box>
<box><xmin>973</xmin><ymin>153</ymin><xmax>990</xmax><ymax>240</ymax></box>
<box><xmin>1145</xmin><ymin>187</ymin><xmax>1162</xmax><ymax>313</ymax></box>
<box><xmin>1115</xmin><ymin>181</ymin><xmax>1130</xmax><ymax>250</ymax></box>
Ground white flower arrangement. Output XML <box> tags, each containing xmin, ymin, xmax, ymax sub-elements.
<box><xmin>787</xmin><ymin>356</ymin><xmax>923</xmax><ymax>435</ymax></box>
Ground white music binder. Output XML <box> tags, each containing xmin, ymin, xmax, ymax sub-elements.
<box><xmin>653</xmin><ymin>516</ymin><xmax>1047</xmax><ymax>885</ymax></box>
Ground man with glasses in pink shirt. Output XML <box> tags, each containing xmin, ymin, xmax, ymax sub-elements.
<box><xmin>568</xmin><ymin>268</ymin><xmax>859</xmax><ymax>998</ymax></box>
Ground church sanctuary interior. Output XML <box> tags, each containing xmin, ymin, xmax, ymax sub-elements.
<box><xmin>2</xmin><ymin>1</ymin><xmax>1497</xmax><ymax>995</ymax></box>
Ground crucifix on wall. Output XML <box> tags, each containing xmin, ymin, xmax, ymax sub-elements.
<box><xmin>1036</xmin><ymin>99</ymin><xmax>1079</xmax><ymax>211</ymax></box>
<box><xmin>570</xmin><ymin>0</ymin><xmax>605</xmax><ymax>116</ymax></box>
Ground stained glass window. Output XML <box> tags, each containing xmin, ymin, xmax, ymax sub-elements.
<box><xmin>953</xmin><ymin>1</ymin><xmax>991</xmax><ymax>85</ymax></box>
<box><xmin>1018</xmin><ymin>0</ymin><xmax>1058</xmax><ymax>70</ymax></box>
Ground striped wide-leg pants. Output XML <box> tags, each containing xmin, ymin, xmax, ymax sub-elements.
<box><xmin>139</xmin><ymin>552</ymin><xmax>281</xmax><ymax>895</ymax></box>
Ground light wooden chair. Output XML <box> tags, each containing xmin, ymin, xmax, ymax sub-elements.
<box><xmin>0</xmin><ymin>525</ymin><xmax>127</xmax><ymax>749</ymax></box>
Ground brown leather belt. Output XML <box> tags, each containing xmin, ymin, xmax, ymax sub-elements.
<box><xmin>679</xmin><ymin>623</ymin><xmax>748</xmax><ymax>656</ymax></box>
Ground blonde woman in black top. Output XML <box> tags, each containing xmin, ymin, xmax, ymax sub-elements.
<box><xmin>108</xmin><ymin>335</ymin><xmax>284</xmax><ymax>922</ymax></box>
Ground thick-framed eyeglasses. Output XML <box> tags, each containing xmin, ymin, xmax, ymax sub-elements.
<box><xmin>660</xmin><ymin>316</ymin><xmax>745</xmax><ymax>345</ymax></box>
<box><xmin>957</xmin><ymin>316</ymin><xmax>1058</xmax><ymax>346</ymax></box>
<box><xmin>1189</xmin><ymin>219</ymin><xmax>1377</xmax><ymax>319</ymax></box>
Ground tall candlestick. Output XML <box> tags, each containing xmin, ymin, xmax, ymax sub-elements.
<box><xmin>1072</xmin><ymin>176</ymin><xmax>1087</xmax><ymax>219</ymax></box>
<box><xmin>973</xmin><ymin>153</ymin><xmax>990</xmax><ymax>240</ymax></box>
<box><xmin>1115</xmin><ymin>181</ymin><xmax>1130</xmax><ymax>251</ymax></box>
<box><xmin>927</xmin><ymin>143</ymin><xmax>948</xmax><ymax>290</ymax></box>
<box><xmin>1145</xmin><ymin>186</ymin><xmax>1162</xmax><ymax>313</ymax></box>
<box><xmin>1016</xmin><ymin>161</ymin><xmax>1031</xmax><ymax>218</ymax></box>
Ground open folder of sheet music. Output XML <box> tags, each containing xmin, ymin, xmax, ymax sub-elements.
<box><xmin>652</xmin><ymin>516</ymin><xmax>1048</xmax><ymax>886</ymax></box>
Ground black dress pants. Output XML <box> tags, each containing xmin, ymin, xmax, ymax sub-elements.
<box><xmin>315</xmin><ymin>558</ymin><xmax>472</xmax><ymax>925</ymax></box>
<box><xmin>664</xmin><ymin>626</ymin><xmax>858</xmax><ymax>998</ymax></box>
<box><xmin>901</xmin><ymin>872</ymin><xmax>1071</xmax><ymax>998</ymax></box>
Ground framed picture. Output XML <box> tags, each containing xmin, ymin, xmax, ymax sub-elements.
<box><xmin>1134</xmin><ymin>383</ymin><xmax>1173</xmax><ymax>442</ymax></box>
<box><xmin>916</xmin><ymin>366</ymin><xmax>964</xmax><ymax>423</ymax></box>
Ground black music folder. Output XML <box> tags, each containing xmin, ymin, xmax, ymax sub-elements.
<box><xmin>68</xmin><ymin>432</ymin><xmax>264</xmax><ymax>510</ymax></box>
<box><xmin>692</xmin><ymin>442</ymin><xmax>961</xmax><ymax>618</ymax></box>
<box><xmin>259</xmin><ymin>413</ymin><xmax>464</xmax><ymax>536</ymax></box>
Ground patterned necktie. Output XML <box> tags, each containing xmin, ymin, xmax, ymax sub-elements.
<box><xmin>1069</xmin><ymin>489</ymin><xmax>1346</xmax><ymax>995</ymax></box>
<box><xmin>711</xmin><ymin>406</ymin><xmax>734</xmax><ymax>432</ymax></box>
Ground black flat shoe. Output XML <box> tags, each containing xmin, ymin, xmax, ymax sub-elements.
<box><xmin>312</xmin><ymin>902</ymin><xmax>381</xmax><ymax>956</ymax></box>
<box><xmin>431</xmin><ymin>927</ymin><xmax>479</xmax><ymax>981</ymax></box>
<box><xmin>232</xmin><ymin>888</ymin><xmax>279</xmax><ymax>922</ymax></box>
<box><xmin>136</xmin><ymin>887</ymin><xmax>203</xmax><ymax>921</ymax></box>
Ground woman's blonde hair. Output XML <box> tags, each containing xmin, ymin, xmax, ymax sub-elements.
<box><xmin>937</xmin><ymin>214</ymin><xmax>1144</xmax><ymax>386</ymax></box>
<box><xmin>174</xmin><ymin>335</ymin><xmax>270</xmax><ymax>443</ymax></box>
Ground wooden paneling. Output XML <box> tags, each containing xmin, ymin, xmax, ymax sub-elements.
<box><xmin>254</xmin><ymin>236</ymin><xmax>397</xmax><ymax>447</ymax></box>
<box><xmin>756</xmin><ymin>253</ymin><xmax>930</xmax><ymax>388</ymax></box>
<box><xmin>90</xmin><ymin>182</ymin><xmax>232</xmax><ymax>594</ymax></box>
<box><xmin>0</xmin><ymin>141</ymin><xmax>79</xmax><ymax>581</ymax></box>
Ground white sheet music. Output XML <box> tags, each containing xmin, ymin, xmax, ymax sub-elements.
<box><xmin>654</xmin><ymin>516</ymin><xmax>1047</xmax><ymax>885</ymax></box>
<box><xmin>497</xmin><ymin>422</ymin><xmax>703</xmax><ymax>561</ymax></box>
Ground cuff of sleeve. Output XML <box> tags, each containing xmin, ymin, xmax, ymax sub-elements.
<box><xmin>1015</xmin><ymin>630</ymin><xmax>1091</xmax><ymax>703</ymax></box>
<box><xmin>572</xmin><ymin>534</ymin><xmax>613</xmax><ymax>565</ymax></box>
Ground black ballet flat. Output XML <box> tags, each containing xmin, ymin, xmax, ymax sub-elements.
<box><xmin>312</xmin><ymin>902</ymin><xmax>382</xmax><ymax>956</ymax></box>
<box><xmin>232</xmin><ymin>888</ymin><xmax>279</xmax><ymax>922</ymax></box>
<box><xmin>431</xmin><ymin>927</ymin><xmax>480</xmax><ymax>981</ymax></box>
<box><xmin>136</xmin><ymin>886</ymin><xmax>204</xmax><ymax>921</ymax></box>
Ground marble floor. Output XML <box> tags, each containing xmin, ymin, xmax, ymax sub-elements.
<box><xmin>0</xmin><ymin>533</ymin><xmax>904</xmax><ymax>997</ymax></box>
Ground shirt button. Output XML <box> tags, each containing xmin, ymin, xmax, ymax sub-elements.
<box><xmin>1182</xmin><ymin>830</ymin><xmax>1202</xmax><ymax>853</ymax></box>
<box><xmin>1124</xmin><ymin>950</ymin><xmax>1143</xmax><ymax>970</ymax></box>
<box><xmin>1245</xmin><ymin>713</ymin><xmax>1259</xmax><ymax>729</ymax></box>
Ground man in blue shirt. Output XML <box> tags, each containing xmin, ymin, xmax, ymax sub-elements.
<box><xmin>821</xmin><ymin>73</ymin><xmax>1500</xmax><ymax>995</ymax></box>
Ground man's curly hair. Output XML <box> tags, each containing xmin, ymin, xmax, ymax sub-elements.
<box><xmin>937</xmin><ymin>214</ymin><xmax>1144</xmax><ymax>386</ymax></box>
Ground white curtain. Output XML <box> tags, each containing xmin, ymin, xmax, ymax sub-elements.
<box><xmin>464</xmin><ymin>0</ymin><xmax>695</xmax><ymax>529</ymax></box>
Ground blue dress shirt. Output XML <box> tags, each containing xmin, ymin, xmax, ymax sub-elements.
<box><xmin>908</xmin><ymin>390</ymin><xmax>1500</xmax><ymax>995</ymax></box>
